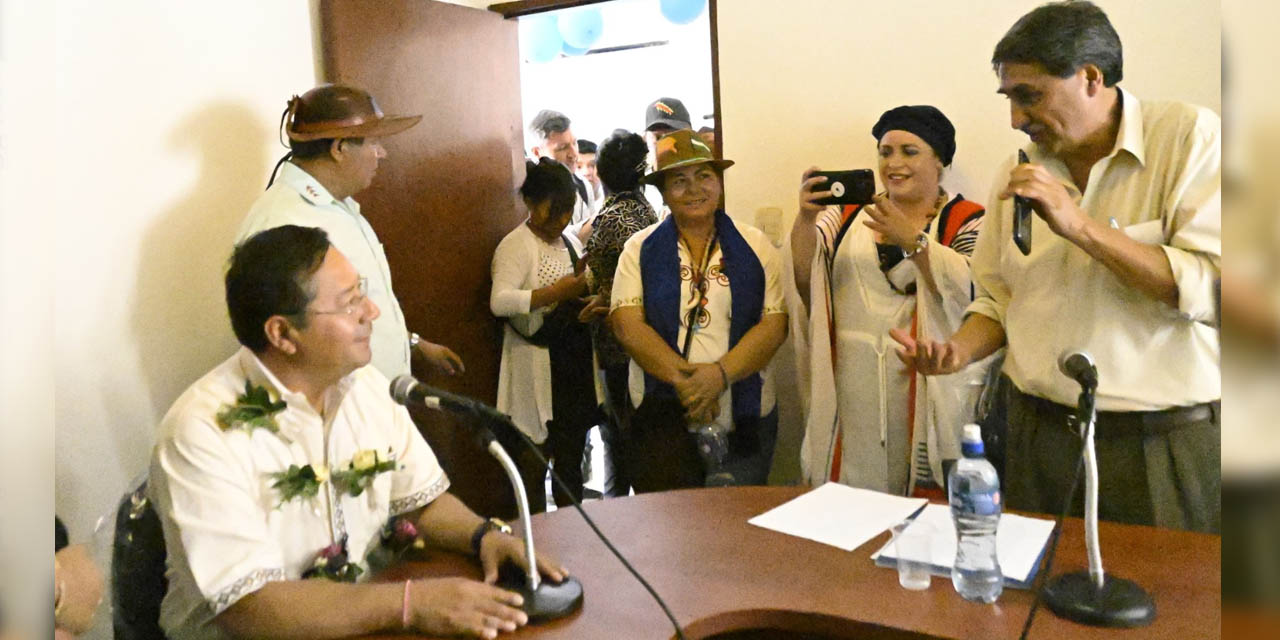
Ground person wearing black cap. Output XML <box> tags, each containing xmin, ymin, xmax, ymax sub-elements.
<box><xmin>787</xmin><ymin>105</ymin><xmax>988</xmax><ymax>497</ymax></box>
<box><xmin>642</xmin><ymin>97</ymin><xmax>694</xmax><ymax>215</ymax></box>
<box><xmin>236</xmin><ymin>84</ymin><xmax>464</xmax><ymax>382</ymax></box>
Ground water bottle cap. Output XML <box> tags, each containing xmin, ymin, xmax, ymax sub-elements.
<box><xmin>962</xmin><ymin>423</ymin><xmax>982</xmax><ymax>444</ymax></box>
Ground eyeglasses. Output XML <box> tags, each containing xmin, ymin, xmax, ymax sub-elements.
<box><xmin>306</xmin><ymin>277</ymin><xmax>369</xmax><ymax>317</ymax></box>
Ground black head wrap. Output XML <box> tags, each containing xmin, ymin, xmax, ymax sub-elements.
<box><xmin>871</xmin><ymin>105</ymin><xmax>956</xmax><ymax>166</ymax></box>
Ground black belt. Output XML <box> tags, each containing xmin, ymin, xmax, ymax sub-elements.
<box><xmin>1010</xmin><ymin>386</ymin><xmax>1218</xmax><ymax>438</ymax></box>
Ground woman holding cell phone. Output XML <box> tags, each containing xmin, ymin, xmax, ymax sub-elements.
<box><xmin>787</xmin><ymin>105</ymin><xmax>991</xmax><ymax>498</ymax></box>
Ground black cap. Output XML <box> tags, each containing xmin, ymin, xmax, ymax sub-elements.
<box><xmin>871</xmin><ymin>105</ymin><xmax>957</xmax><ymax>166</ymax></box>
<box><xmin>644</xmin><ymin>97</ymin><xmax>692</xmax><ymax>131</ymax></box>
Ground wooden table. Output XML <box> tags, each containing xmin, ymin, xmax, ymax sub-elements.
<box><xmin>370</xmin><ymin>486</ymin><xmax>1220</xmax><ymax>639</ymax></box>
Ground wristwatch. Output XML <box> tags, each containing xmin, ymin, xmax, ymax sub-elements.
<box><xmin>904</xmin><ymin>232</ymin><xmax>930</xmax><ymax>258</ymax></box>
<box><xmin>470</xmin><ymin>517</ymin><xmax>513</xmax><ymax>556</ymax></box>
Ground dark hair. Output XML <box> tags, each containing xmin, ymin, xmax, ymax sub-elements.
<box><xmin>992</xmin><ymin>1</ymin><xmax>1122</xmax><ymax>86</ymax></box>
<box><xmin>577</xmin><ymin>139</ymin><xmax>597</xmax><ymax>155</ymax></box>
<box><xmin>289</xmin><ymin>136</ymin><xmax>366</xmax><ymax>160</ymax></box>
<box><xmin>597</xmin><ymin>131</ymin><xmax>648</xmax><ymax>195</ymax></box>
<box><xmin>226</xmin><ymin>225</ymin><xmax>330</xmax><ymax>352</ymax></box>
<box><xmin>520</xmin><ymin>158</ymin><xmax>577</xmax><ymax>219</ymax></box>
<box><xmin>528</xmin><ymin>109</ymin><xmax>571</xmax><ymax>141</ymax></box>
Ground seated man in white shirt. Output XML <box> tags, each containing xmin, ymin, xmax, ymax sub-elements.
<box><xmin>150</xmin><ymin>225</ymin><xmax>566</xmax><ymax>639</ymax></box>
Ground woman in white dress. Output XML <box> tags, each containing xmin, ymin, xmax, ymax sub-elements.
<box><xmin>491</xmin><ymin>158</ymin><xmax>599</xmax><ymax>512</ymax></box>
<box><xmin>787</xmin><ymin>105</ymin><xmax>991</xmax><ymax>497</ymax></box>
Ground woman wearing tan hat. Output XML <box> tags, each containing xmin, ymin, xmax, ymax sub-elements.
<box><xmin>787</xmin><ymin>105</ymin><xmax>992</xmax><ymax>498</ymax></box>
<box><xmin>609</xmin><ymin>130</ymin><xmax>788</xmax><ymax>490</ymax></box>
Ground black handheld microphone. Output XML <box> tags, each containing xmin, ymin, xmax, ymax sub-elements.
<box><xmin>1012</xmin><ymin>149</ymin><xmax>1033</xmax><ymax>255</ymax></box>
<box><xmin>1058</xmin><ymin>350</ymin><xmax>1098</xmax><ymax>390</ymax></box>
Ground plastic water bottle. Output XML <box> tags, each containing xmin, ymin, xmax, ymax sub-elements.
<box><xmin>949</xmin><ymin>423</ymin><xmax>1003</xmax><ymax>603</ymax></box>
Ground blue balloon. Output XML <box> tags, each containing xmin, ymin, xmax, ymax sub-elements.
<box><xmin>558</xmin><ymin>8</ymin><xmax>603</xmax><ymax>50</ymax></box>
<box><xmin>562</xmin><ymin>41</ymin><xmax>589</xmax><ymax>57</ymax></box>
<box><xmin>520</xmin><ymin>14</ymin><xmax>563</xmax><ymax>64</ymax></box>
<box><xmin>659</xmin><ymin>0</ymin><xmax>707</xmax><ymax>25</ymax></box>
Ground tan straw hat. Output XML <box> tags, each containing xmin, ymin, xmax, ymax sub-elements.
<box><xmin>283</xmin><ymin>84</ymin><xmax>422</xmax><ymax>142</ymax></box>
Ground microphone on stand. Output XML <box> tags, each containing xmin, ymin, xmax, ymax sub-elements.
<box><xmin>390</xmin><ymin>375</ymin><xmax>584</xmax><ymax>622</ymax></box>
<box><xmin>1039</xmin><ymin>350</ymin><xmax>1156</xmax><ymax>628</ymax></box>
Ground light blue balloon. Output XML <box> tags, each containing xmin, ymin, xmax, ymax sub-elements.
<box><xmin>562</xmin><ymin>41</ymin><xmax>589</xmax><ymax>57</ymax></box>
<box><xmin>520</xmin><ymin>14</ymin><xmax>563</xmax><ymax>64</ymax></box>
<box><xmin>659</xmin><ymin>0</ymin><xmax>707</xmax><ymax>25</ymax></box>
<box><xmin>558</xmin><ymin>8</ymin><xmax>604</xmax><ymax>50</ymax></box>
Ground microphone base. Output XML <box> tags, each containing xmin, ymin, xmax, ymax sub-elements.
<box><xmin>498</xmin><ymin>574</ymin><xmax>584</xmax><ymax>623</ymax></box>
<box><xmin>1043</xmin><ymin>571</ymin><xmax>1155</xmax><ymax>628</ymax></box>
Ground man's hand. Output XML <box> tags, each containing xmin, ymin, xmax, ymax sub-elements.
<box><xmin>673</xmin><ymin>362</ymin><xmax>725</xmax><ymax>424</ymax></box>
<box><xmin>576</xmin><ymin>293</ymin><xmax>610</xmax><ymax>323</ymax></box>
<box><xmin>407</xmin><ymin>577</ymin><xmax>527</xmax><ymax>639</ymax></box>
<box><xmin>865</xmin><ymin>193</ymin><xmax>926</xmax><ymax>248</ymax></box>
<box><xmin>999</xmin><ymin>162</ymin><xmax>1089</xmax><ymax>243</ymax></box>
<box><xmin>798</xmin><ymin>167</ymin><xmax>832</xmax><ymax>218</ymax></box>
<box><xmin>416</xmin><ymin>340</ymin><xmax>465</xmax><ymax>376</ymax></box>
<box><xmin>889</xmin><ymin>327</ymin><xmax>969</xmax><ymax>376</ymax></box>
<box><xmin>478</xmin><ymin>530</ymin><xmax>568</xmax><ymax>586</ymax></box>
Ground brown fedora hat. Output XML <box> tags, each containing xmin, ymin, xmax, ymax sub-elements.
<box><xmin>284</xmin><ymin>84</ymin><xmax>422</xmax><ymax>142</ymax></box>
<box><xmin>641</xmin><ymin>129</ymin><xmax>733</xmax><ymax>185</ymax></box>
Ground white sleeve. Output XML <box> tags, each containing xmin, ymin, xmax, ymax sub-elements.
<box><xmin>1160</xmin><ymin>109</ymin><xmax>1221</xmax><ymax>323</ymax></box>
<box><xmin>757</xmin><ymin>237</ymin><xmax>787</xmax><ymax>316</ymax></box>
<box><xmin>610</xmin><ymin>232</ymin><xmax>646</xmax><ymax>310</ymax></box>
<box><xmin>152</xmin><ymin>417</ymin><xmax>286</xmax><ymax>615</ymax></box>
<box><xmin>490</xmin><ymin>230</ymin><xmax>534</xmax><ymax>317</ymax></box>
<box><xmin>388</xmin><ymin>402</ymin><xmax>451</xmax><ymax>515</ymax></box>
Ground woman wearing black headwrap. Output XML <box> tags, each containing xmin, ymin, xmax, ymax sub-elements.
<box><xmin>787</xmin><ymin>105</ymin><xmax>991</xmax><ymax>497</ymax></box>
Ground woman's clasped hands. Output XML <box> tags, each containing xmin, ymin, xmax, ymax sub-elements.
<box><xmin>673</xmin><ymin>361</ymin><xmax>727</xmax><ymax>424</ymax></box>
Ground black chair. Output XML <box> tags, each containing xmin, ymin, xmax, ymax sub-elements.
<box><xmin>111</xmin><ymin>481</ymin><xmax>168</xmax><ymax>640</ymax></box>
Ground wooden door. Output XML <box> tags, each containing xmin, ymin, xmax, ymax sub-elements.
<box><xmin>318</xmin><ymin>0</ymin><xmax>526</xmax><ymax>517</ymax></box>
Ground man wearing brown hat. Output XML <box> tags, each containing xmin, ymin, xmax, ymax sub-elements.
<box><xmin>237</xmin><ymin>84</ymin><xmax>463</xmax><ymax>381</ymax></box>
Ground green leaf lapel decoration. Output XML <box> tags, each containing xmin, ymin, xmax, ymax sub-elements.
<box><xmin>217</xmin><ymin>380</ymin><xmax>288</xmax><ymax>434</ymax></box>
<box><xmin>268</xmin><ymin>450</ymin><xmax>399</xmax><ymax>507</ymax></box>
<box><xmin>330</xmin><ymin>449</ymin><xmax>399</xmax><ymax>498</ymax></box>
<box><xmin>270</xmin><ymin>464</ymin><xmax>326</xmax><ymax>507</ymax></box>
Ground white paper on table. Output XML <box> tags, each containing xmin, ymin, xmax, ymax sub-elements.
<box><xmin>747</xmin><ymin>482</ymin><xmax>928</xmax><ymax>552</ymax></box>
<box><xmin>870</xmin><ymin>503</ymin><xmax>1056</xmax><ymax>586</ymax></box>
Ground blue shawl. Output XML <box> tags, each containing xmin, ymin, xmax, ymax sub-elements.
<box><xmin>639</xmin><ymin>210</ymin><xmax>765</xmax><ymax>426</ymax></box>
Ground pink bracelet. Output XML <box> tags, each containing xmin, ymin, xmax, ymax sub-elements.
<box><xmin>401</xmin><ymin>579</ymin><xmax>412</xmax><ymax>629</ymax></box>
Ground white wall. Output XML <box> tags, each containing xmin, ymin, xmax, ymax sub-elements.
<box><xmin>717</xmin><ymin>0</ymin><xmax>1221</xmax><ymax>228</ymax></box>
<box><xmin>1</xmin><ymin>1</ymin><xmax>57</xmax><ymax>628</ymax></box>
<box><xmin>48</xmin><ymin>1</ymin><xmax>316</xmax><ymax>543</ymax></box>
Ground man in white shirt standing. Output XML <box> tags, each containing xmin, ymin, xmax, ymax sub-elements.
<box><xmin>238</xmin><ymin>84</ymin><xmax>463</xmax><ymax>381</ymax></box>
<box><xmin>151</xmin><ymin>225</ymin><xmax>566</xmax><ymax>639</ymax></box>
<box><xmin>893</xmin><ymin>0</ymin><xmax>1220</xmax><ymax>532</ymax></box>
<box><xmin>527</xmin><ymin>109</ymin><xmax>593</xmax><ymax>243</ymax></box>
